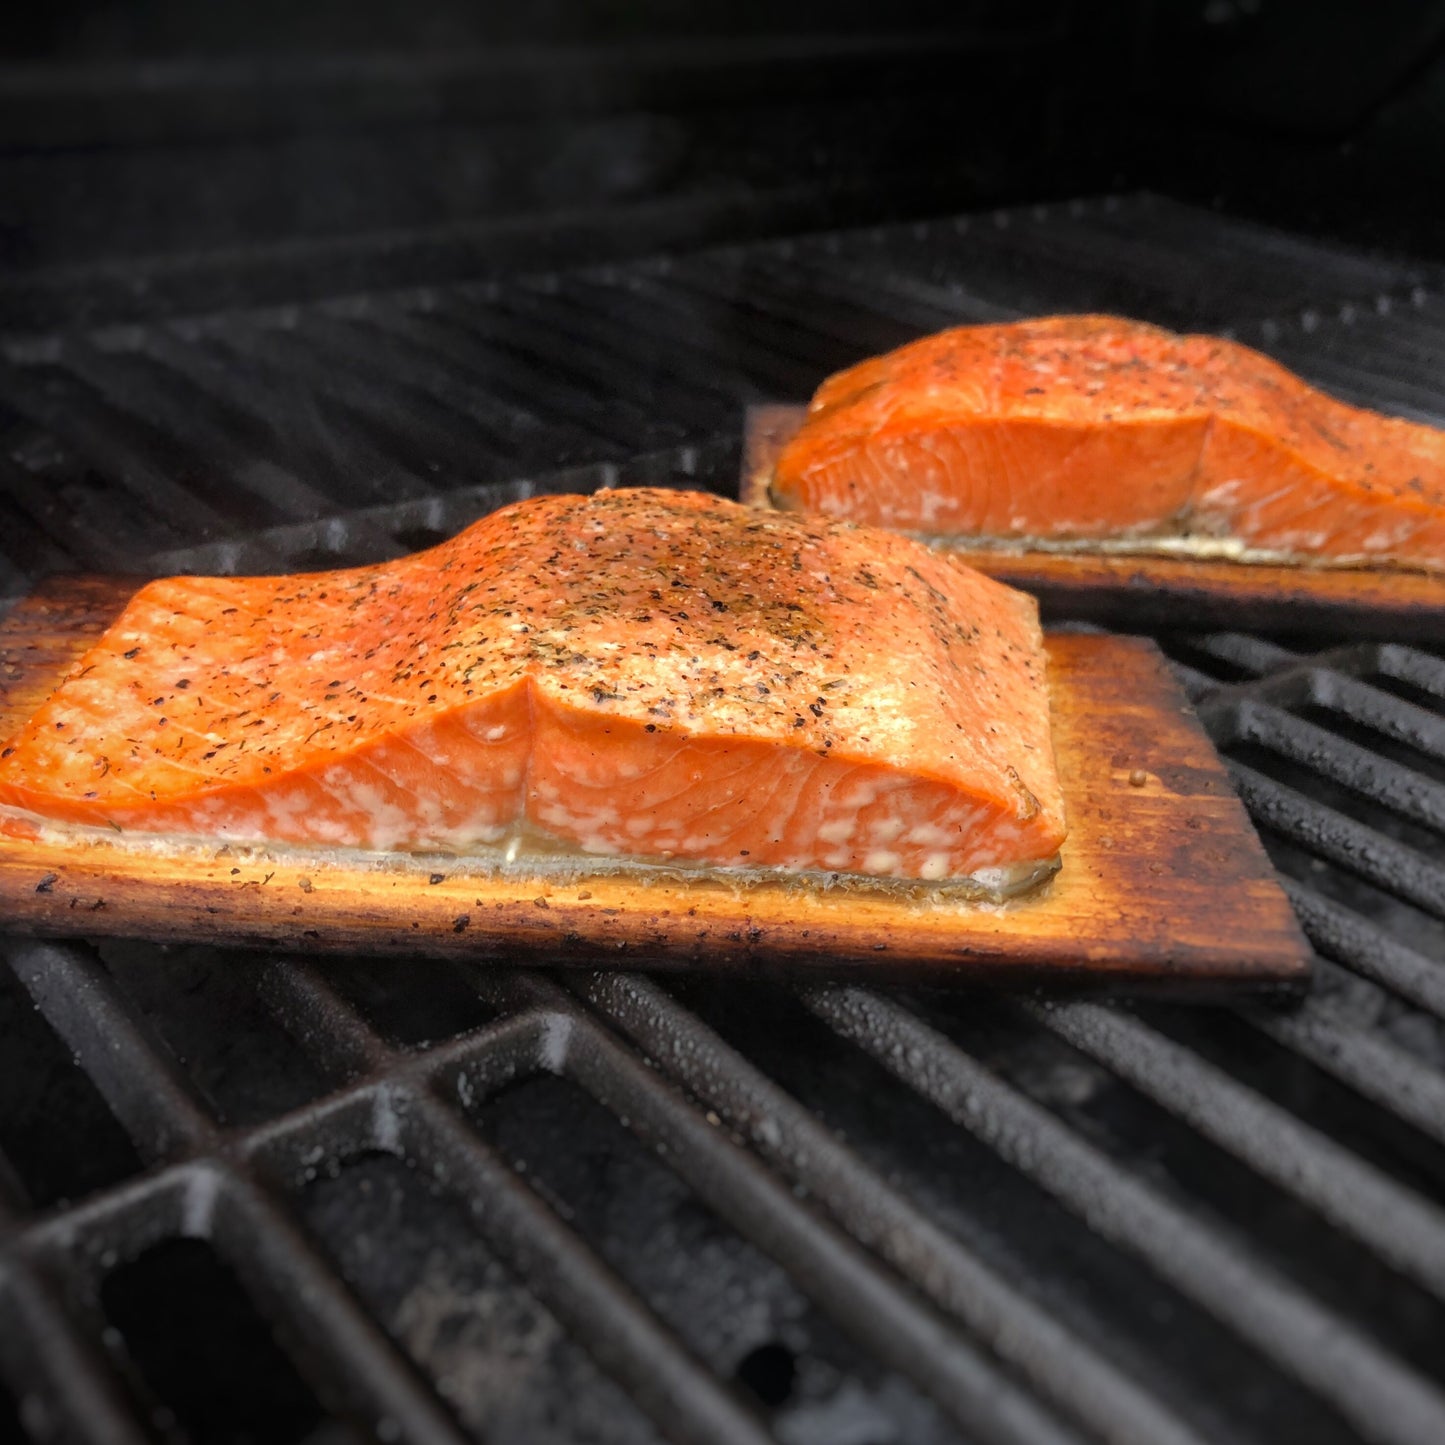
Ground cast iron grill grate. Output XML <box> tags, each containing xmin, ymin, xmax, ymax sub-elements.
<box><xmin>1</xmin><ymin>195</ymin><xmax>1444</xmax><ymax>1444</ymax></box>
<box><xmin>0</xmin><ymin>191</ymin><xmax>1438</xmax><ymax>599</ymax></box>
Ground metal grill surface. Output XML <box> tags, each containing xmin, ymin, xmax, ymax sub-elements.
<box><xmin>1</xmin><ymin>192</ymin><xmax>1439</xmax><ymax>597</ymax></box>
<box><xmin>1</xmin><ymin>195</ymin><xmax>1444</xmax><ymax>1445</ymax></box>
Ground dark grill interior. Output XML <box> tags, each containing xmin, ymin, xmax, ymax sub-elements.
<box><xmin>1</xmin><ymin>179</ymin><xmax>1444</xmax><ymax>1443</ymax></box>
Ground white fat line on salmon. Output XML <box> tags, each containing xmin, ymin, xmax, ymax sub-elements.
<box><xmin>0</xmin><ymin>804</ymin><xmax>1060</xmax><ymax>905</ymax></box>
<box><xmin>919</xmin><ymin>529</ymin><xmax>1440</xmax><ymax>571</ymax></box>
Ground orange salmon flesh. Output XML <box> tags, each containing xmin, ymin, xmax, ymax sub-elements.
<box><xmin>0</xmin><ymin>489</ymin><xmax>1067</xmax><ymax>883</ymax></box>
<box><xmin>770</xmin><ymin>314</ymin><xmax>1445</xmax><ymax>572</ymax></box>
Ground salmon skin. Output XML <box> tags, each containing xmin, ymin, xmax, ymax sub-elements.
<box><xmin>770</xmin><ymin>315</ymin><xmax>1445</xmax><ymax>573</ymax></box>
<box><xmin>0</xmin><ymin>489</ymin><xmax>1066</xmax><ymax>887</ymax></box>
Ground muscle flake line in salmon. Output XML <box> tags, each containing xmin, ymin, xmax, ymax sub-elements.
<box><xmin>0</xmin><ymin>489</ymin><xmax>1066</xmax><ymax>883</ymax></box>
<box><xmin>770</xmin><ymin>315</ymin><xmax>1445</xmax><ymax>573</ymax></box>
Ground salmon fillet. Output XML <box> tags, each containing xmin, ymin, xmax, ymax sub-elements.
<box><xmin>0</xmin><ymin>489</ymin><xmax>1066</xmax><ymax>884</ymax></box>
<box><xmin>770</xmin><ymin>315</ymin><xmax>1445</xmax><ymax>572</ymax></box>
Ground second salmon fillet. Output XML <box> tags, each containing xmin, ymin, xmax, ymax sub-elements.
<box><xmin>770</xmin><ymin>315</ymin><xmax>1445</xmax><ymax>572</ymax></box>
<box><xmin>0</xmin><ymin>489</ymin><xmax>1066</xmax><ymax>886</ymax></box>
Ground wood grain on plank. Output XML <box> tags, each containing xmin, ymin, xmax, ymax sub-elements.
<box><xmin>0</xmin><ymin>575</ymin><xmax>1309</xmax><ymax>988</ymax></box>
<box><xmin>743</xmin><ymin>403</ymin><xmax>1445</xmax><ymax>639</ymax></box>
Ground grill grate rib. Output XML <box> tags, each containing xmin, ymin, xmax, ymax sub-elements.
<box><xmin>1213</xmin><ymin>700</ymin><xmax>1445</xmax><ymax>833</ymax></box>
<box><xmin>576</xmin><ymin>972</ymin><xmax>1209</xmax><ymax>1445</ymax></box>
<box><xmin>1228</xmin><ymin>764</ymin><xmax>1445</xmax><ymax>919</ymax></box>
<box><xmin>806</xmin><ymin>986</ymin><xmax>1445</xmax><ymax>1445</ymax></box>
<box><xmin>534</xmin><ymin>980</ymin><xmax>1081</xmax><ymax>1445</ymax></box>
<box><xmin>1020</xmin><ymin>1000</ymin><xmax>1445</xmax><ymax>1299</ymax></box>
<box><xmin>1252</xmin><ymin>992</ymin><xmax>1445</xmax><ymax>1150</ymax></box>
<box><xmin>0</xmin><ymin>1257</ymin><xmax>150</xmax><ymax>1445</ymax></box>
<box><xmin>1283</xmin><ymin>883</ymin><xmax>1445</xmax><ymax>1022</ymax></box>
<box><xmin>210</xmin><ymin>1169</ymin><xmax>472</xmax><ymax>1445</ymax></box>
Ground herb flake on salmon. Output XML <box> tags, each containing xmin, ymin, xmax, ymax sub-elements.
<box><xmin>770</xmin><ymin>314</ymin><xmax>1445</xmax><ymax>573</ymax></box>
<box><xmin>0</xmin><ymin>489</ymin><xmax>1066</xmax><ymax>886</ymax></box>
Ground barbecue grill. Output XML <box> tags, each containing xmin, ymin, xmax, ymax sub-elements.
<box><xmin>3</xmin><ymin>10</ymin><xmax>1445</xmax><ymax>1445</ymax></box>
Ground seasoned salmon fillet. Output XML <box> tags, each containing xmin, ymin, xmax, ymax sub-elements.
<box><xmin>770</xmin><ymin>315</ymin><xmax>1445</xmax><ymax>572</ymax></box>
<box><xmin>0</xmin><ymin>489</ymin><xmax>1066</xmax><ymax>883</ymax></box>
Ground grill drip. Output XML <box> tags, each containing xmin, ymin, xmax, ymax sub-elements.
<box><xmin>1</xmin><ymin>195</ymin><xmax>1444</xmax><ymax>1445</ymax></box>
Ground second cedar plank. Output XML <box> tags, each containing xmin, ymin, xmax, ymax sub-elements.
<box><xmin>741</xmin><ymin>403</ymin><xmax>1445</xmax><ymax>639</ymax></box>
<box><xmin>0</xmin><ymin>574</ymin><xmax>1308</xmax><ymax>987</ymax></box>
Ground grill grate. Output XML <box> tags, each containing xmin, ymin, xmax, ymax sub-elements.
<box><xmin>0</xmin><ymin>191</ymin><xmax>1438</xmax><ymax>598</ymax></box>
<box><xmin>2</xmin><ymin>194</ymin><xmax>1445</xmax><ymax>1444</ymax></box>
